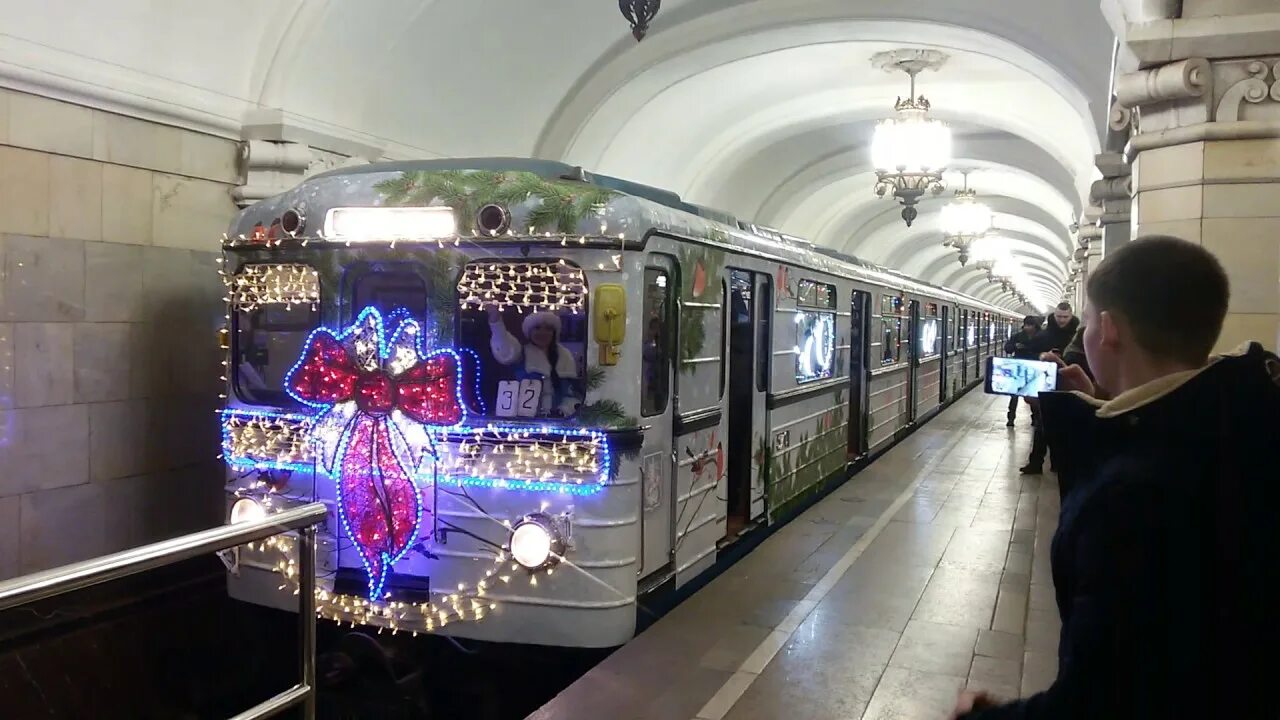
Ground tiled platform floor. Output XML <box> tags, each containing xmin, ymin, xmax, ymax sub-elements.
<box><xmin>530</xmin><ymin>390</ymin><xmax>1061</xmax><ymax>720</ymax></box>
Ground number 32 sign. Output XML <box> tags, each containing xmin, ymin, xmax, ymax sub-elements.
<box><xmin>495</xmin><ymin>379</ymin><xmax>542</xmax><ymax>418</ymax></box>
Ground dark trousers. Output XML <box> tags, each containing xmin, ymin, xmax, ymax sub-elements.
<box><xmin>1008</xmin><ymin>396</ymin><xmax>1039</xmax><ymax>424</ymax></box>
<box><xmin>1026</xmin><ymin>398</ymin><xmax>1049</xmax><ymax>469</ymax></box>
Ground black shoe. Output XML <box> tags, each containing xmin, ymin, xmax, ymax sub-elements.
<box><xmin>1006</xmin><ymin>418</ymin><xmax>1015</xmax><ymax>427</ymax></box>
<box><xmin>1019</xmin><ymin>464</ymin><xmax>1042</xmax><ymax>475</ymax></box>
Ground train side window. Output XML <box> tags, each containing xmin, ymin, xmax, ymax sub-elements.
<box><xmin>641</xmin><ymin>267</ymin><xmax>671</xmax><ymax>417</ymax></box>
<box><xmin>879</xmin><ymin>293</ymin><xmax>902</xmax><ymax>366</ymax></box>
<box><xmin>756</xmin><ymin>277</ymin><xmax>772</xmax><ymax>392</ymax></box>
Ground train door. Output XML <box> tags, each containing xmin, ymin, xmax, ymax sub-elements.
<box><xmin>907</xmin><ymin>299</ymin><xmax>920</xmax><ymax>423</ymax></box>
<box><xmin>960</xmin><ymin>309</ymin><xmax>970</xmax><ymax>384</ymax></box>
<box><xmin>848</xmin><ymin>290</ymin><xmax>871</xmax><ymax>459</ymax></box>
<box><xmin>939</xmin><ymin>305</ymin><xmax>950</xmax><ymax>403</ymax></box>
<box><xmin>638</xmin><ymin>256</ymin><xmax>676</xmax><ymax>584</ymax></box>
<box><xmin>751</xmin><ymin>273</ymin><xmax>771</xmax><ymax>521</ymax></box>
<box><xmin>725</xmin><ymin>268</ymin><xmax>765</xmax><ymax>539</ymax></box>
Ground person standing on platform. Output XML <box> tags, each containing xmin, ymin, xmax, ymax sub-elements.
<box><xmin>1019</xmin><ymin>303</ymin><xmax>1080</xmax><ymax>475</ymax></box>
<box><xmin>1003</xmin><ymin>315</ymin><xmax>1043</xmax><ymax>427</ymax></box>
<box><xmin>950</xmin><ymin>235</ymin><xmax>1280</xmax><ymax>720</ymax></box>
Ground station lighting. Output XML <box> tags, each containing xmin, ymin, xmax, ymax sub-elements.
<box><xmin>871</xmin><ymin>49</ymin><xmax>952</xmax><ymax>227</ymax></box>
<box><xmin>322</xmin><ymin>206</ymin><xmax>457</xmax><ymax>242</ymax></box>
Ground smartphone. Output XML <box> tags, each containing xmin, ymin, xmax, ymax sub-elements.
<box><xmin>985</xmin><ymin>356</ymin><xmax>1058</xmax><ymax>398</ymax></box>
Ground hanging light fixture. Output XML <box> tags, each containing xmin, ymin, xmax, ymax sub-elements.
<box><xmin>619</xmin><ymin>0</ymin><xmax>660</xmax><ymax>41</ymax></box>
<box><xmin>871</xmin><ymin>49</ymin><xmax>952</xmax><ymax>227</ymax></box>
<box><xmin>940</xmin><ymin>170</ymin><xmax>993</xmax><ymax>265</ymax></box>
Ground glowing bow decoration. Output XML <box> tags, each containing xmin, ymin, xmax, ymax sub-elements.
<box><xmin>286</xmin><ymin>307</ymin><xmax>467</xmax><ymax>599</ymax></box>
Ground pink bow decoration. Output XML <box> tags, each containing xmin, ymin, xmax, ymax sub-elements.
<box><xmin>286</xmin><ymin>307</ymin><xmax>466</xmax><ymax>599</ymax></box>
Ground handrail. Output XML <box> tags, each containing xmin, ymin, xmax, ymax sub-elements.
<box><xmin>0</xmin><ymin>501</ymin><xmax>328</xmax><ymax>720</ymax></box>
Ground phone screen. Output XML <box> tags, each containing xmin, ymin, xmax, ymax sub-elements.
<box><xmin>987</xmin><ymin>357</ymin><xmax>1059</xmax><ymax>398</ymax></box>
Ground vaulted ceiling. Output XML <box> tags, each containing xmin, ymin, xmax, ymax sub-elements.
<box><xmin>0</xmin><ymin>0</ymin><xmax>1115</xmax><ymax>308</ymax></box>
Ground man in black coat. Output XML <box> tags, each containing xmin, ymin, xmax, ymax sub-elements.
<box><xmin>1002</xmin><ymin>315</ymin><xmax>1043</xmax><ymax>426</ymax></box>
<box><xmin>952</xmin><ymin>236</ymin><xmax>1280</xmax><ymax>719</ymax></box>
<box><xmin>1019</xmin><ymin>303</ymin><xmax>1079</xmax><ymax>474</ymax></box>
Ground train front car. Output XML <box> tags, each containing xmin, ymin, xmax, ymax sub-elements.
<box><xmin>219</xmin><ymin>162</ymin><xmax>646</xmax><ymax>648</ymax></box>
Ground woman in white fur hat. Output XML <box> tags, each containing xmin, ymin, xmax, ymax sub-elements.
<box><xmin>486</xmin><ymin>305</ymin><xmax>581</xmax><ymax>417</ymax></box>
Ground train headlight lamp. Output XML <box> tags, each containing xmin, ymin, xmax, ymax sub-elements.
<box><xmin>509</xmin><ymin>513</ymin><xmax>565</xmax><ymax>570</ymax></box>
<box><xmin>230</xmin><ymin>497</ymin><xmax>266</xmax><ymax>524</ymax></box>
<box><xmin>322</xmin><ymin>206</ymin><xmax>457</xmax><ymax>242</ymax></box>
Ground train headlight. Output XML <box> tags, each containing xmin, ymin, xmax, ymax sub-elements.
<box><xmin>230</xmin><ymin>497</ymin><xmax>266</xmax><ymax>524</ymax></box>
<box><xmin>509</xmin><ymin>514</ymin><xmax>564</xmax><ymax>570</ymax></box>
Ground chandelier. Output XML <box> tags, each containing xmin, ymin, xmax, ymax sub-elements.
<box><xmin>871</xmin><ymin>49</ymin><xmax>952</xmax><ymax>227</ymax></box>
<box><xmin>619</xmin><ymin>0</ymin><xmax>660</xmax><ymax>41</ymax></box>
<box><xmin>940</xmin><ymin>171</ymin><xmax>992</xmax><ymax>264</ymax></box>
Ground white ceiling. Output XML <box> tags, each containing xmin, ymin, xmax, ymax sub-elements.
<box><xmin>0</xmin><ymin>0</ymin><xmax>1115</xmax><ymax>308</ymax></box>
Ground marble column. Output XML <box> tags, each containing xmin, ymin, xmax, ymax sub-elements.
<box><xmin>1106</xmin><ymin>0</ymin><xmax>1280</xmax><ymax>352</ymax></box>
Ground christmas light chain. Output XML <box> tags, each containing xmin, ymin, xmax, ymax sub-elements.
<box><xmin>227</xmin><ymin>263</ymin><xmax>320</xmax><ymax>311</ymax></box>
<box><xmin>457</xmin><ymin>260</ymin><xmax>586</xmax><ymax>314</ymax></box>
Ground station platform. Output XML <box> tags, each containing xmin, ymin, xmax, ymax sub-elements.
<box><xmin>530</xmin><ymin>390</ymin><xmax>1061</xmax><ymax>720</ymax></box>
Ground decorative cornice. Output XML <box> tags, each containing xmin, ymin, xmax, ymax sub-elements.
<box><xmin>1125</xmin><ymin>119</ymin><xmax>1280</xmax><ymax>161</ymax></box>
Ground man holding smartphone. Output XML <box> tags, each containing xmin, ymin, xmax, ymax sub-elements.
<box><xmin>951</xmin><ymin>236</ymin><xmax>1280</xmax><ymax>719</ymax></box>
<box><xmin>1002</xmin><ymin>315</ymin><xmax>1043</xmax><ymax>426</ymax></box>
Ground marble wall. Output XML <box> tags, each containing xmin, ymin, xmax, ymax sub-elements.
<box><xmin>0</xmin><ymin>89</ymin><xmax>238</xmax><ymax>579</ymax></box>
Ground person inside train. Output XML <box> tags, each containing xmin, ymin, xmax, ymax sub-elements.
<box><xmin>951</xmin><ymin>235</ymin><xmax>1280</xmax><ymax>720</ymax></box>
<box><xmin>486</xmin><ymin>305</ymin><xmax>581</xmax><ymax>417</ymax></box>
<box><xmin>1003</xmin><ymin>315</ymin><xmax>1043</xmax><ymax>427</ymax></box>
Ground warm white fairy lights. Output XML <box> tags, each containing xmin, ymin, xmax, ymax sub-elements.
<box><xmin>228</xmin><ymin>263</ymin><xmax>320</xmax><ymax>311</ymax></box>
<box><xmin>448</xmin><ymin>427</ymin><xmax>606</xmax><ymax>487</ymax></box>
<box><xmin>456</xmin><ymin>260</ymin><xmax>587</xmax><ymax>314</ymax></box>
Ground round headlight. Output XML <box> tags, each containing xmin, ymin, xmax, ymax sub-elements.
<box><xmin>230</xmin><ymin>497</ymin><xmax>266</xmax><ymax>524</ymax></box>
<box><xmin>510</xmin><ymin>518</ymin><xmax>557</xmax><ymax>569</ymax></box>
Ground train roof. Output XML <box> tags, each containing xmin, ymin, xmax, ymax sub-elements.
<box><xmin>248</xmin><ymin>158</ymin><xmax>1018</xmax><ymax>317</ymax></box>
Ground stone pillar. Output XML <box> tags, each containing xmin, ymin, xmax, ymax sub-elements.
<box><xmin>1107</xmin><ymin>0</ymin><xmax>1280</xmax><ymax>353</ymax></box>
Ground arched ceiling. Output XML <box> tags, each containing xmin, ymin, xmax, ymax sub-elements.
<box><xmin>0</xmin><ymin>0</ymin><xmax>1114</xmax><ymax>309</ymax></box>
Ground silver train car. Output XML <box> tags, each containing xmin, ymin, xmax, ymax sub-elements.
<box><xmin>218</xmin><ymin>158</ymin><xmax>1019</xmax><ymax>648</ymax></box>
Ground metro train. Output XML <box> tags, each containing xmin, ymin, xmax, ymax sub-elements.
<box><xmin>218</xmin><ymin>158</ymin><xmax>1019</xmax><ymax>648</ymax></box>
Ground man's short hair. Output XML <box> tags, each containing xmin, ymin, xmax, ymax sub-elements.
<box><xmin>1086</xmin><ymin>235</ymin><xmax>1229</xmax><ymax>365</ymax></box>
<box><xmin>1056</xmin><ymin>302</ymin><xmax>1072</xmax><ymax>312</ymax></box>
<box><xmin>1023</xmin><ymin>315</ymin><xmax>1042</xmax><ymax>327</ymax></box>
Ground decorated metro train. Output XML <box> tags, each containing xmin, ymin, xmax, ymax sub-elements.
<box><xmin>218</xmin><ymin>158</ymin><xmax>1019</xmax><ymax>648</ymax></box>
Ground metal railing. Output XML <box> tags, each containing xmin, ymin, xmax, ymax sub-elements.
<box><xmin>0</xmin><ymin>502</ymin><xmax>328</xmax><ymax>720</ymax></box>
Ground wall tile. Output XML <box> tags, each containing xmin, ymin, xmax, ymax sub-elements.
<box><xmin>1133</xmin><ymin>219</ymin><xmax>1203</xmax><ymax>244</ymax></box>
<box><xmin>92</xmin><ymin>110</ymin><xmax>183</xmax><ymax>175</ymax></box>
<box><xmin>0</xmin><ymin>495</ymin><xmax>17</xmax><ymax>579</ymax></box>
<box><xmin>1135</xmin><ymin>185</ymin><xmax>1203</xmax><ymax>224</ymax></box>
<box><xmin>74</xmin><ymin>323</ymin><xmax>131</xmax><ymax>403</ymax></box>
<box><xmin>1</xmin><ymin>234</ymin><xmax>86</xmax><ymax>322</ymax></box>
<box><xmin>129</xmin><ymin>323</ymin><xmax>162</xmax><ymax>398</ymax></box>
<box><xmin>0</xmin><ymin>404</ymin><xmax>89</xmax><ymax>496</ymax></box>
<box><xmin>1133</xmin><ymin>141</ymin><xmax>1203</xmax><ymax>192</ymax></box>
<box><xmin>101</xmin><ymin>163</ymin><xmax>154</xmax><ymax>245</ymax></box>
<box><xmin>0</xmin><ymin>88</ymin><xmax>10</xmax><ymax>144</ymax></box>
<box><xmin>85</xmin><ymin>242</ymin><xmax>145</xmax><ymax>322</ymax></box>
<box><xmin>180</xmin><ymin>131</ymin><xmax>240</xmax><ymax>184</ymax></box>
<box><xmin>20</xmin><ymin>482</ymin><xmax>105</xmax><ymax>574</ymax></box>
<box><xmin>7</xmin><ymin>91</ymin><xmax>94</xmax><ymax>157</ymax></box>
<box><xmin>1217</xmin><ymin>312</ymin><xmax>1278</xmax><ymax>357</ymax></box>
<box><xmin>0</xmin><ymin>323</ymin><xmax>12</xmax><ymax>410</ymax></box>
<box><xmin>0</xmin><ymin>146</ymin><xmax>51</xmax><ymax>236</ymax></box>
<box><xmin>1204</xmin><ymin>138</ymin><xmax>1280</xmax><ymax>182</ymax></box>
<box><xmin>1203</xmin><ymin>183</ymin><xmax>1280</xmax><ymax>219</ymax></box>
<box><xmin>49</xmin><ymin>155</ymin><xmax>103</xmax><ymax>241</ymax></box>
<box><xmin>14</xmin><ymin>322</ymin><xmax>74</xmax><ymax>407</ymax></box>
<box><xmin>1202</xmin><ymin>218</ymin><xmax>1280</xmax><ymax>315</ymax></box>
<box><xmin>151</xmin><ymin>173</ymin><xmax>236</xmax><ymax>251</ymax></box>
<box><xmin>89</xmin><ymin>400</ymin><xmax>151</xmax><ymax>482</ymax></box>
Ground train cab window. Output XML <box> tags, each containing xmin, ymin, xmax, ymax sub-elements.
<box><xmin>345</xmin><ymin>263</ymin><xmax>430</xmax><ymax>323</ymax></box>
<box><xmin>795</xmin><ymin>280</ymin><xmax>836</xmax><ymax>382</ymax></box>
<box><xmin>231</xmin><ymin>263</ymin><xmax>320</xmax><ymax>407</ymax></box>
<box><xmin>641</xmin><ymin>267</ymin><xmax>671</xmax><ymax>416</ymax></box>
<box><xmin>456</xmin><ymin>260</ymin><xmax>588</xmax><ymax>419</ymax></box>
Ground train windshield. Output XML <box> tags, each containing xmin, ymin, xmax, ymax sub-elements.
<box><xmin>455</xmin><ymin>260</ymin><xmax>588</xmax><ymax>420</ymax></box>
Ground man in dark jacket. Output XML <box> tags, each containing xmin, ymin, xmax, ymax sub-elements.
<box><xmin>1028</xmin><ymin>302</ymin><xmax>1079</xmax><ymax>356</ymax></box>
<box><xmin>952</xmin><ymin>236</ymin><xmax>1280</xmax><ymax>719</ymax></box>
<box><xmin>1002</xmin><ymin>315</ymin><xmax>1042</xmax><ymax>426</ymax></box>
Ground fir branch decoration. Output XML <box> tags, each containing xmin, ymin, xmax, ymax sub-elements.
<box><xmin>584</xmin><ymin>366</ymin><xmax>607</xmax><ymax>392</ymax></box>
<box><xmin>574</xmin><ymin>399</ymin><xmax>637</xmax><ymax>429</ymax></box>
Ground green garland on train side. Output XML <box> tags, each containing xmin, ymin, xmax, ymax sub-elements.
<box><xmin>374</xmin><ymin>170</ymin><xmax>618</xmax><ymax>235</ymax></box>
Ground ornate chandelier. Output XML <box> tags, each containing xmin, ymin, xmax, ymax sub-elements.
<box><xmin>940</xmin><ymin>171</ymin><xmax>993</xmax><ymax>265</ymax></box>
<box><xmin>871</xmin><ymin>49</ymin><xmax>952</xmax><ymax>227</ymax></box>
<box><xmin>619</xmin><ymin>0</ymin><xmax>660</xmax><ymax>41</ymax></box>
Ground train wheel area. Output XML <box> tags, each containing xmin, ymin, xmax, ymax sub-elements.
<box><xmin>531</xmin><ymin>389</ymin><xmax>1061</xmax><ymax>720</ymax></box>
